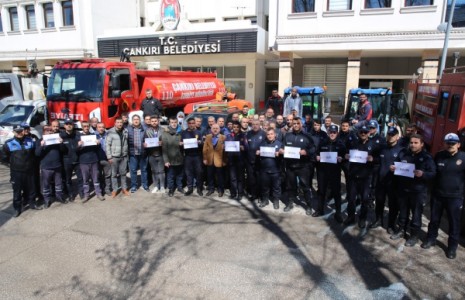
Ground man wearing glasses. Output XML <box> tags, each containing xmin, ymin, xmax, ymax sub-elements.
<box><xmin>421</xmin><ymin>133</ymin><xmax>465</xmax><ymax>259</ymax></box>
<box><xmin>344</xmin><ymin>125</ymin><xmax>374</xmax><ymax>227</ymax></box>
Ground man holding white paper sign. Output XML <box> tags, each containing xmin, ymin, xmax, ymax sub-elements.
<box><xmin>344</xmin><ymin>125</ymin><xmax>374</xmax><ymax>228</ymax></box>
<box><xmin>315</xmin><ymin>125</ymin><xmax>345</xmax><ymax>222</ymax></box>
<box><xmin>244</xmin><ymin>120</ymin><xmax>266</xmax><ymax>201</ymax></box>
<box><xmin>257</xmin><ymin>128</ymin><xmax>282</xmax><ymax>209</ymax></box>
<box><xmin>181</xmin><ymin>118</ymin><xmax>203</xmax><ymax>196</ymax></box>
<box><xmin>390</xmin><ymin>134</ymin><xmax>436</xmax><ymax>247</ymax></box>
<box><xmin>279</xmin><ymin>117</ymin><xmax>315</xmax><ymax>213</ymax></box>
<box><xmin>77</xmin><ymin>121</ymin><xmax>104</xmax><ymax>202</ymax></box>
<box><xmin>225</xmin><ymin>122</ymin><xmax>246</xmax><ymax>201</ymax></box>
<box><xmin>144</xmin><ymin>116</ymin><xmax>165</xmax><ymax>194</ymax></box>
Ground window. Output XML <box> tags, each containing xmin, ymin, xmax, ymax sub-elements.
<box><xmin>43</xmin><ymin>3</ymin><xmax>55</xmax><ymax>28</ymax></box>
<box><xmin>446</xmin><ymin>0</ymin><xmax>465</xmax><ymax>28</ymax></box>
<box><xmin>405</xmin><ymin>0</ymin><xmax>433</xmax><ymax>6</ymax></box>
<box><xmin>0</xmin><ymin>79</ymin><xmax>13</xmax><ymax>100</ymax></box>
<box><xmin>448</xmin><ymin>94</ymin><xmax>460</xmax><ymax>121</ymax></box>
<box><xmin>438</xmin><ymin>92</ymin><xmax>449</xmax><ymax>117</ymax></box>
<box><xmin>366</xmin><ymin>0</ymin><xmax>391</xmax><ymax>8</ymax></box>
<box><xmin>62</xmin><ymin>0</ymin><xmax>74</xmax><ymax>26</ymax></box>
<box><xmin>294</xmin><ymin>0</ymin><xmax>315</xmax><ymax>12</ymax></box>
<box><xmin>9</xmin><ymin>7</ymin><xmax>19</xmax><ymax>31</ymax></box>
<box><xmin>328</xmin><ymin>0</ymin><xmax>352</xmax><ymax>11</ymax></box>
<box><xmin>25</xmin><ymin>5</ymin><xmax>36</xmax><ymax>30</ymax></box>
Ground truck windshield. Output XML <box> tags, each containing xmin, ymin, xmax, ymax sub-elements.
<box><xmin>283</xmin><ymin>93</ymin><xmax>323</xmax><ymax>120</ymax></box>
<box><xmin>0</xmin><ymin>105</ymin><xmax>34</xmax><ymax>126</ymax></box>
<box><xmin>47</xmin><ymin>69</ymin><xmax>105</xmax><ymax>102</ymax></box>
<box><xmin>347</xmin><ymin>94</ymin><xmax>386</xmax><ymax>120</ymax></box>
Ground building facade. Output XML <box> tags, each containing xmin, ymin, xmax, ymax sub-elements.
<box><xmin>0</xmin><ymin>0</ymin><xmax>138</xmax><ymax>73</ymax></box>
<box><xmin>269</xmin><ymin>0</ymin><xmax>465</xmax><ymax>110</ymax></box>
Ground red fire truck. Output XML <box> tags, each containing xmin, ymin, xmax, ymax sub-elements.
<box><xmin>409</xmin><ymin>66</ymin><xmax>465</xmax><ymax>154</ymax></box>
<box><xmin>46</xmin><ymin>59</ymin><xmax>226</xmax><ymax>128</ymax></box>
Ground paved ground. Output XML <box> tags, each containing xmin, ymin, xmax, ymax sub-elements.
<box><xmin>0</xmin><ymin>164</ymin><xmax>464</xmax><ymax>299</ymax></box>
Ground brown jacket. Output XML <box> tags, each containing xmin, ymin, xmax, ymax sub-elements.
<box><xmin>203</xmin><ymin>134</ymin><xmax>227</xmax><ymax>167</ymax></box>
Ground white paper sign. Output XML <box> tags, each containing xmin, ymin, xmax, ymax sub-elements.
<box><xmin>225</xmin><ymin>141</ymin><xmax>240</xmax><ymax>152</ymax></box>
<box><xmin>183</xmin><ymin>138</ymin><xmax>198</xmax><ymax>149</ymax></box>
<box><xmin>81</xmin><ymin>135</ymin><xmax>97</xmax><ymax>147</ymax></box>
<box><xmin>43</xmin><ymin>133</ymin><xmax>60</xmax><ymax>145</ymax></box>
<box><xmin>394</xmin><ymin>162</ymin><xmax>415</xmax><ymax>178</ymax></box>
<box><xmin>145</xmin><ymin>137</ymin><xmax>159</xmax><ymax>148</ymax></box>
<box><xmin>349</xmin><ymin>150</ymin><xmax>368</xmax><ymax>163</ymax></box>
<box><xmin>320</xmin><ymin>152</ymin><xmax>338</xmax><ymax>164</ymax></box>
<box><xmin>260</xmin><ymin>146</ymin><xmax>276</xmax><ymax>158</ymax></box>
<box><xmin>284</xmin><ymin>146</ymin><xmax>301</xmax><ymax>159</ymax></box>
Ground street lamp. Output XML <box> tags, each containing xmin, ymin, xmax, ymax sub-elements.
<box><xmin>438</xmin><ymin>0</ymin><xmax>456</xmax><ymax>78</ymax></box>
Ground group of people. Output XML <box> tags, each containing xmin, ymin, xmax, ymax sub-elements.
<box><xmin>3</xmin><ymin>90</ymin><xmax>463</xmax><ymax>260</ymax></box>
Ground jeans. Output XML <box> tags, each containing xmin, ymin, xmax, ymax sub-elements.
<box><xmin>148</xmin><ymin>155</ymin><xmax>165</xmax><ymax>189</ymax></box>
<box><xmin>167</xmin><ymin>165</ymin><xmax>183</xmax><ymax>190</ymax></box>
<box><xmin>41</xmin><ymin>167</ymin><xmax>63</xmax><ymax>203</ymax></box>
<box><xmin>80</xmin><ymin>162</ymin><xmax>102</xmax><ymax>197</ymax></box>
<box><xmin>129</xmin><ymin>154</ymin><xmax>148</xmax><ymax>189</ymax></box>
<box><xmin>110</xmin><ymin>156</ymin><xmax>128</xmax><ymax>191</ymax></box>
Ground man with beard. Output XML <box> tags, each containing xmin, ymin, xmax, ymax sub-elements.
<box><xmin>370</xmin><ymin>127</ymin><xmax>404</xmax><ymax>232</ymax></box>
<box><xmin>60</xmin><ymin>118</ymin><xmax>83</xmax><ymax>201</ymax></box>
<box><xmin>244</xmin><ymin>119</ymin><xmax>266</xmax><ymax>201</ymax></box>
<box><xmin>181</xmin><ymin>118</ymin><xmax>203</xmax><ymax>196</ymax></box>
<box><xmin>225</xmin><ymin>122</ymin><xmax>246</xmax><ymax>201</ymax></box>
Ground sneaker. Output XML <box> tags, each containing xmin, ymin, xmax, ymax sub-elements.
<box><xmin>420</xmin><ymin>240</ymin><xmax>436</xmax><ymax>249</ymax></box>
<box><xmin>97</xmin><ymin>195</ymin><xmax>105</xmax><ymax>201</ymax></box>
<box><xmin>177</xmin><ymin>187</ymin><xmax>185</xmax><ymax>194</ymax></box>
<box><xmin>130</xmin><ymin>187</ymin><xmax>137</xmax><ymax>193</ymax></box>
<box><xmin>143</xmin><ymin>187</ymin><xmax>150</xmax><ymax>192</ymax></box>
<box><xmin>151</xmin><ymin>187</ymin><xmax>159</xmax><ymax>194</ymax></box>
<box><xmin>390</xmin><ymin>231</ymin><xmax>404</xmax><ymax>241</ymax></box>
<box><xmin>405</xmin><ymin>236</ymin><xmax>418</xmax><ymax>247</ymax></box>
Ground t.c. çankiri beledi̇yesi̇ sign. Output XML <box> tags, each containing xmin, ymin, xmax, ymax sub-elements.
<box><xmin>123</xmin><ymin>36</ymin><xmax>221</xmax><ymax>56</ymax></box>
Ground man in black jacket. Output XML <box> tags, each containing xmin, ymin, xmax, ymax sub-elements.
<box><xmin>60</xmin><ymin>118</ymin><xmax>83</xmax><ymax>201</ymax></box>
<box><xmin>257</xmin><ymin>128</ymin><xmax>282</xmax><ymax>209</ymax></box>
<box><xmin>4</xmin><ymin>125</ymin><xmax>42</xmax><ymax>216</ymax></box>
<box><xmin>390</xmin><ymin>134</ymin><xmax>436</xmax><ymax>247</ymax></box>
<box><xmin>279</xmin><ymin>117</ymin><xmax>316</xmax><ymax>213</ymax></box>
<box><xmin>36</xmin><ymin>125</ymin><xmax>66</xmax><ymax>208</ymax></box>
<box><xmin>315</xmin><ymin>125</ymin><xmax>346</xmax><ymax>222</ymax></box>
<box><xmin>370</xmin><ymin>127</ymin><xmax>404</xmax><ymax>232</ymax></box>
<box><xmin>421</xmin><ymin>133</ymin><xmax>465</xmax><ymax>259</ymax></box>
<box><xmin>140</xmin><ymin>89</ymin><xmax>163</xmax><ymax>118</ymax></box>
<box><xmin>344</xmin><ymin>125</ymin><xmax>374</xmax><ymax>228</ymax></box>
<box><xmin>181</xmin><ymin>118</ymin><xmax>204</xmax><ymax>196</ymax></box>
<box><xmin>244</xmin><ymin>119</ymin><xmax>266</xmax><ymax>201</ymax></box>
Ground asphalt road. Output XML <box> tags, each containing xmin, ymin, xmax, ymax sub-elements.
<box><xmin>0</xmin><ymin>164</ymin><xmax>464</xmax><ymax>299</ymax></box>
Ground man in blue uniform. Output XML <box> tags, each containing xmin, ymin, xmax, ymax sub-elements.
<box><xmin>3</xmin><ymin>125</ymin><xmax>42</xmax><ymax>216</ymax></box>
<box><xmin>370</xmin><ymin>127</ymin><xmax>404</xmax><ymax>232</ymax></box>
<box><xmin>390</xmin><ymin>134</ymin><xmax>436</xmax><ymax>247</ymax></box>
<box><xmin>421</xmin><ymin>133</ymin><xmax>465</xmax><ymax>259</ymax></box>
<box><xmin>279</xmin><ymin>117</ymin><xmax>316</xmax><ymax>213</ymax></box>
<box><xmin>315</xmin><ymin>125</ymin><xmax>346</xmax><ymax>222</ymax></box>
<box><xmin>226</xmin><ymin>122</ymin><xmax>246</xmax><ymax>201</ymax></box>
<box><xmin>344</xmin><ymin>125</ymin><xmax>374</xmax><ymax>228</ymax></box>
<box><xmin>257</xmin><ymin>128</ymin><xmax>283</xmax><ymax>209</ymax></box>
<box><xmin>244</xmin><ymin>119</ymin><xmax>266</xmax><ymax>201</ymax></box>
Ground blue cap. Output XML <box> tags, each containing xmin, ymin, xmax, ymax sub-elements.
<box><xmin>368</xmin><ymin>120</ymin><xmax>378</xmax><ymax>128</ymax></box>
<box><xmin>359</xmin><ymin>125</ymin><xmax>370</xmax><ymax>133</ymax></box>
<box><xmin>20</xmin><ymin>122</ymin><xmax>30</xmax><ymax>129</ymax></box>
<box><xmin>444</xmin><ymin>133</ymin><xmax>460</xmax><ymax>143</ymax></box>
<box><xmin>13</xmin><ymin>125</ymin><xmax>24</xmax><ymax>132</ymax></box>
<box><xmin>64</xmin><ymin>118</ymin><xmax>73</xmax><ymax>124</ymax></box>
<box><xmin>387</xmin><ymin>127</ymin><xmax>399</xmax><ymax>135</ymax></box>
<box><xmin>328</xmin><ymin>125</ymin><xmax>338</xmax><ymax>133</ymax></box>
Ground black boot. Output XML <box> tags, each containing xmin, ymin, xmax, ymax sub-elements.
<box><xmin>185</xmin><ymin>188</ymin><xmax>193</xmax><ymax>196</ymax></box>
<box><xmin>284</xmin><ymin>200</ymin><xmax>294</xmax><ymax>212</ymax></box>
<box><xmin>168</xmin><ymin>189</ymin><xmax>174</xmax><ymax>197</ymax></box>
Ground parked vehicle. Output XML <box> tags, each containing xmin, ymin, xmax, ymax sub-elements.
<box><xmin>344</xmin><ymin>88</ymin><xmax>409</xmax><ymax>135</ymax></box>
<box><xmin>0</xmin><ymin>100</ymin><xmax>47</xmax><ymax>152</ymax></box>
<box><xmin>409</xmin><ymin>66</ymin><xmax>465</xmax><ymax>155</ymax></box>
<box><xmin>282</xmin><ymin>86</ymin><xmax>327</xmax><ymax>120</ymax></box>
<box><xmin>0</xmin><ymin>73</ymin><xmax>45</xmax><ymax>111</ymax></box>
<box><xmin>47</xmin><ymin>59</ymin><xmax>226</xmax><ymax>128</ymax></box>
